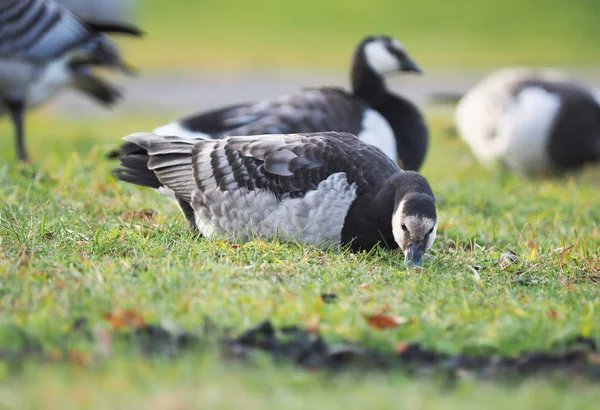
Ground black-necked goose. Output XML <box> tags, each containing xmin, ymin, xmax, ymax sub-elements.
<box><xmin>114</xmin><ymin>131</ymin><xmax>438</xmax><ymax>265</ymax></box>
<box><xmin>111</xmin><ymin>35</ymin><xmax>428</xmax><ymax>171</ymax></box>
<box><xmin>0</xmin><ymin>0</ymin><xmax>142</xmax><ymax>162</ymax></box>
<box><xmin>455</xmin><ymin>67</ymin><xmax>600</xmax><ymax>177</ymax></box>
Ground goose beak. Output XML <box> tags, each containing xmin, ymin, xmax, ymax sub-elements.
<box><xmin>401</xmin><ymin>55</ymin><xmax>422</xmax><ymax>74</ymax></box>
<box><xmin>404</xmin><ymin>243</ymin><xmax>423</xmax><ymax>267</ymax></box>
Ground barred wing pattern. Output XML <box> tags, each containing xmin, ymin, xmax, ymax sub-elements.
<box><xmin>0</xmin><ymin>0</ymin><xmax>93</xmax><ymax>60</ymax></box>
<box><xmin>190</xmin><ymin>132</ymin><xmax>400</xmax><ymax>198</ymax></box>
<box><xmin>179</xmin><ymin>88</ymin><xmax>368</xmax><ymax>137</ymax></box>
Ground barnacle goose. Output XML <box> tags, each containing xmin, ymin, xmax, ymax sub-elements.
<box><xmin>114</xmin><ymin>132</ymin><xmax>438</xmax><ymax>266</ymax></box>
<box><xmin>455</xmin><ymin>67</ymin><xmax>600</xmax><ymax>177</ymax></box>
<box><xmin>0</xmin><ymin>0</ymin><xmax>142</xmax><ymax>162</ymax></box>
<box><xmin>110</xmin><ymin>35</ymin><xmax>428</xmax><ymax>171</ymax></box>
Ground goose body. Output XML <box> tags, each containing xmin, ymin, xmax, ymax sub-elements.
<box><xmin>114</xmin><ymin>132</ymin><xmax>438</xmax><ymax>265</ymax></box>
<box><xmin>116</xmin><ymin>35</ymin><xmax>428</xmax><ymax>171</ymax></box>
<box><xmin>455</xmin><ymin>68</ymin><xmax>600</xmax><ymax>177</ymax></box>
<box><xmin>0</xmin><ymin>0</ymin><xmax>142</xmax><ymax>162</ymax></box>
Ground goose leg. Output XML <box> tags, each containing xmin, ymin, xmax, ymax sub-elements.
<box><xmin>5</xmin><ymin>99</ymin><xmax>28</xmax><ymax>162</ymax></box>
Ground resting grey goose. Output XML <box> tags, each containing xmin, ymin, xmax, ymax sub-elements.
<box><xmin>114</xmin><ymin>132</ymin><xmax>438</xmax><ymax>266</ymax></box>
<box><xmin>455</xmin><ymin>67</ymin><xmax>600</xmax><ymax>177</ymax></box>
<box><xmin>0</xmin><ymin>0</ymin><xmax>142</xmax><ymax>162</ymax></box>
<box><xmin>110</xmin><ymin>35</ymin><xmax>428</xmax><ymax>171</ymax></box>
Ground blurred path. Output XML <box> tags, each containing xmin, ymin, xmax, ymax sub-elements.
<box><xmin>46</xmin><ymin>69</ymin><xmax>600</xmax><ymax>120</ymax></box>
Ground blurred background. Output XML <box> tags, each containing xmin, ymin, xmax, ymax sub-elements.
<box><xmin>126</xmin><ymin>0</ymin><xmax>600</xmax><ymax>71</ymax></box>
<box><xmin>8</xmin><ymin>0</ymin><xmax>600</xmax><ymax>138</ymax></box>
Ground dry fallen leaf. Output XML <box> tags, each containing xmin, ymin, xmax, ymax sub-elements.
<box><xmin>547</xmin><ymin>309</ymin><xmax>559</xmax><ymax>320</ymax></box>
<box><xmin>69</xmin><ymin>349</ymin><xmax>92</xmax><ymax>366</ymax></box>
<box><xmin>103</xmin><ymin>309</ymin><xmax>146</xmax><ymax>330</ymax></box>
<box><xmin>396</xmin><ymin>342</ymin><xmax>411</xmax><ymax>354</ymax></box>
<box><xmin>133</xmin><ymin>209</ymin><xmax>157</xmax><ymax>221</ymax></box>
<box><xmin>364</xmin><ymin>313</ymin><xmax>408</xmax><ymax>330</ymax></box>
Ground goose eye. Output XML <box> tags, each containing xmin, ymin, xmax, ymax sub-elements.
<box><xmin>428</xmin><ymin>227</ymin><xmax>435</xmax><ymax>234</ymax></box>
<box><xmin>401</xmin><ymin>223</ymin><xmax>408</xmax><ymax>232</ymax></box>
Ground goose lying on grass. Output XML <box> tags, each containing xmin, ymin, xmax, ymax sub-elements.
<box><xmin>114</xmin><ymin>131</ymin><xmax>438</xmax><ymax>266</ymax></box>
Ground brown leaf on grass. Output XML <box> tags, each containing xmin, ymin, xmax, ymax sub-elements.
<box><xmin>396</xmin><ymin>342</ymin><xmax>411</xmax><ymax>354</ymax></box>
<box><xmin>364</xmin><ymin>313</ymin><xmax>408</xmax><ymax>330</ymax></box>
<box><xmin>133</xmin><ymin>209</ymin><xmax>157</xmax><ymax>220</ymax></box>
<box><xmin>103</xmin><ymin>309</ymin><xmax>146</xmax><ymax>330</ymax></box>
<box><xmin>47</xmin><ymin>348</ymin><xmax>63</xmax><ymax>362</ymax></box>
<box><xmin>69</xmin><ymin>349</ymin><xmax>92</xmax><ymax>366</ymax></box>
<box><xmin>121</xmin><ymin>209</ymin><xmax>157</xmax><ymax>223</ymax></box>
<box><xmin>547</xmin><ymin>309</ymin><xmax>559</xmax><ymax>320</ymax></box>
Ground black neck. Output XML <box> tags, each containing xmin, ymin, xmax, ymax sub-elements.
<box><xmin>340</xmin><ymin>172</ymin><xmax>434</xmax><ymax>251</ymax></box>
<box><xmin>350</xmin><ymin>56</ymin><xmax>428</xmax><ymax>171</ymax></box>
<box><xmin>340</xmin><ymin>175</ymin><xmax>399</xmax><ymax>251</ymax></box>
<box><xmin>376</xmin><ymin>95</ymin><xmax>429</xmax><ymax>171</ymax></box>
<box><xmin>351</xmin><ymin>56</ymin><xmax>388</xmax><ymax>107</ymax></box>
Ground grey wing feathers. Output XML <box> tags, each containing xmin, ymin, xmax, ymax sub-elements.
<box><xmin>189</xmin><ymin>88</ymin><xmax>366</xmax><ymax>137</ymax></box>
<box><xmin>118</xmin><ymin>132</ymin><xmax>400</xmax><ymax>205</ymax></box>
<box><xmin>190</xmin><ymin>132</ymin><xmax>398</xmax><ymax>198</ymax></box>
<box><xmin>123</xmin><ymin>133</ymin><xmax>198</xmax><ymax>203</ymax></box>
<box><xmin>0</xmin><ymin>0</ymin><xmax>93</xmax><ymax>60</ymax></box>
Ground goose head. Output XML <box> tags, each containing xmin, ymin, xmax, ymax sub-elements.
<box><xmin>389</xmin><ymin>173</ymin><xmax>437</xmax><ymax>266</ymax></box>
<box><xmin>357</xmin><ymin>35</ymin><xmax>422</xmax><ymax>77</ymax></box>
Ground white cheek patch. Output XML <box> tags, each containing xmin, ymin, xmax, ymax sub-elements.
<box><xmin>391</xmin><ymin>198</ymin><xmax>437</xmax><ymax>250</ymax></box>
<box><xmin>364</xmin><ymin>41</ymin><xmax>400</xmax><ymax>75</ymax></box>
<box><xmin>425</xmin><ymin>221</ymin><xmax>438</xmax><ymax>251</ymax></box>
<box><xmin>391</xmin><ymin>200</ymin><xmax>406</xmax><ymax>247</ymax></box>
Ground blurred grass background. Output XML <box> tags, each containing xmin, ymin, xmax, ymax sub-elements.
<box><xmin>127</xmin><ymin>0</ymin><xmax>600</xmax><ymax>71</ymax></box>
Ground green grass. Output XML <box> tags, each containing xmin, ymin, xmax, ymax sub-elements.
<box><xmin>125</xmin><ymin>0</ymin><xmax>600</xmax><ymax>71</ymax></box>
<box><xmin>1</xmin><ymin>112</ymin><xmax>600</xmax><ymax>409</ymax></box>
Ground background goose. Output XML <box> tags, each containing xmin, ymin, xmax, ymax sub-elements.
<box><xmin>110</xmin><ymin>35</ymin><xmax>428</xmax><ymax>171</ymax></box>
<box><xmin>114</xmin><ymin>132</ymin><xmax>438</xmax><ymax>265</ymax></box>
<box><xmin>454</xmin><ymin>67</ymin><xmax>600</xmax><ymax>177</ymax></box>
<box><xmin>0</xmin><ymin>0</ymin><xmax>143</xmax><ymax>162</ymax></box>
